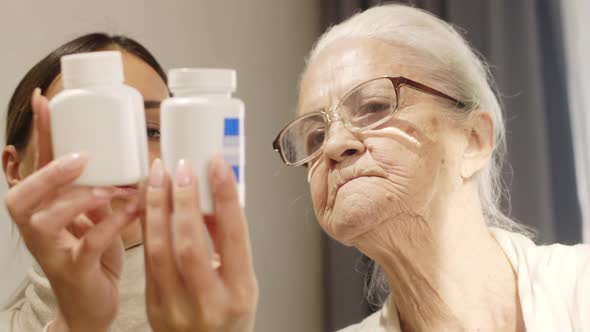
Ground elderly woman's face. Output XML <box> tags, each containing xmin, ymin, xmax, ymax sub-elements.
<box><xmin>299</xmin><ymin>38</ymin><xmax>469</xmax><ymax>244</ymax></box>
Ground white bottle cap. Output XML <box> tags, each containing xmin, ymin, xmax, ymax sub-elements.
<box><xmin>168</xmin><ymin>68</ymin><xmax>236</xmax><ymax>94</ymax></box>
<box><xmin>61</xmin><ymin>51</ymin><xmax>124</xmax><ymax>89</ymax></box>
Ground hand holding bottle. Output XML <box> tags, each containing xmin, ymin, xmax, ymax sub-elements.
<box><xmin>142</xmin><ymin>156</ymin><xmax>257</xmax><ymax>332</ymax></box>
<box><xmin>4</xmin><ymin>90</ymin><xmax>140</xmax><ymax>332</ymax></box>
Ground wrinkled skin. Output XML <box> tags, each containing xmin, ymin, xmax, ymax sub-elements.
<box><xmin>300</xmin><ymin>38</ymin><xmax>462</xmax><ymax>245</ymax></box>
<box><xmin>299</xmin><ymin>38</ymin><xmax>524</xmax><ymax>331</ymax></box>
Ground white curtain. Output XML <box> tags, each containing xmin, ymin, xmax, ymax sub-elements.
<box><xmin>561</xmin><ymin>0</ymin><xmax>590</xmax><ymax>243</ymax></box>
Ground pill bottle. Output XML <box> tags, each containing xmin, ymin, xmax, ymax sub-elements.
<box><xmin>49</xmin><ymin>51</ymin><xmax>149</xmax><ymax>186</ymax></box>
<box><xmin>161</xmin><ymin>68</ymin><xmax>245</xmax><ymax>214</ymax></box>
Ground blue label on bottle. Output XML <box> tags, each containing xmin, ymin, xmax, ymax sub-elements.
<box><xmin>223</xmin><ymin>117</ymin><xmax>241</xmax><ymax>183</ymax></box>
<box><xmin>224</xmin><ymin>118</ymin><xmax>240</xmax><ymax>136</ymax></box>
<box><xmin>232</xmin><ymin>166</ymin><xmax>240</xmax><ymax>182</ymax></box>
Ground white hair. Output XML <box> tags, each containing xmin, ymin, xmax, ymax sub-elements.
<box><xmin>306</xmin><ymin>3</ymin><xmax>532</xmax><ymax>305</ymax></box>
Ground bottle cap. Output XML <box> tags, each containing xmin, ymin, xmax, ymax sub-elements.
<box><xmin>168</xmin><ymin>68</ymin><xmax>236</xmax><ymax>94</ymax></box>
<box><xmin>61</xmin><ymin>51</ymin><xmax>124</xmax><ymax>89</ymax></box>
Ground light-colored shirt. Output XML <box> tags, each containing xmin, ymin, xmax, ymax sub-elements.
<box><xmin>0</xmin><ymin>245</ymin><xmax>149</xmax><ymax>332</ymax></box>
<box><xmin>339</xmin><ymin>228</ymin><xmax>590</xmax><ymax>331</ymax></box>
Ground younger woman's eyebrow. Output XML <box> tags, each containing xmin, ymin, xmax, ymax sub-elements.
<box><xmin>144</xmin><ymin>100</ymin><xmax>161</xmax><ymax>109</ymax></box>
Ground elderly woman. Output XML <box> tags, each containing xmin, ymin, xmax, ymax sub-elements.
<box><xmin>273</xmin><ymin>4</ymin><xmax>590</xmax><ymax>331</ymax></box>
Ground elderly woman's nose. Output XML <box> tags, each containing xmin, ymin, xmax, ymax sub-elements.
<box><xmin>323</xmin><ymin>122</ymin><xmax>365</xmax><ymax>163</ymax></box>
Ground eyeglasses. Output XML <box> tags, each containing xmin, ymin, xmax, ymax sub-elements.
<box><xmin>272</xmin><ymin>76</ymin><xmax>467</xmax><ymax>167</ymax></box>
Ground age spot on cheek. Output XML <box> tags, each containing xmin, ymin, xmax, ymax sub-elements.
<box><xmin>431</xmin><ymin>117</ymin><xmax>439</xmax><ymax>128</ymax></box>
<box><xmin>386</xmin><ymin>192</ymin><xmax>394</xmax><ymax>201</ymax></box>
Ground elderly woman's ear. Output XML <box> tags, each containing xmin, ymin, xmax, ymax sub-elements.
<box><xmin>460</xmin><ymin>111</ymin><xmax>494</xmax><ymax>180</ymax></box>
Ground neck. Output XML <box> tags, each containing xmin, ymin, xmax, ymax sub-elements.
<box><xmin>352</xmin><ymin>185</ymin><xmax>523</xmax><ymax>331</ymax></box>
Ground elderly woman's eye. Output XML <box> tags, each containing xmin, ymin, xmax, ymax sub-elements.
<box><xmin>345</xmin><ymin>99</ymin><xmax>394</xmax><ymax>128</ymax></box>
<box><xmin>147</xmin><ymin>127</ymin><xmax>161</xmax><ymax>140</ymax></box>
<box><xmin>359</xmin><ymin>101</ymin><xmax>392</xmax><ymax>115</ymax></box>
<box><xmin>305</xmin><ymin>128</ymin><xmax>326</xmax><ymax>155</ymax></box>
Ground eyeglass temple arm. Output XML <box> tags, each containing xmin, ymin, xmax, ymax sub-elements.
<box><xmin>397</xmin><ymin>77</ymin><xmax>467</xmax><ymax>108</ymax></box>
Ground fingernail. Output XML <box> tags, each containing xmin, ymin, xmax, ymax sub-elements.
<box><xmin>32</xmin><ymin>87</ymin><xmax>41</xmax><ymax>101</ymax></box>
<box><xmin>60</xmin><ymin>152</ymin><xmax>88</xmax><ymax>172</ymax></box>
<box><xmin>175</xmin><ymin>159</ymin><xmax>192</xmax><ymax>187</ymax></box>
<box><xmin>92</xmin><ymin>187</ymin><xmax>113</xmax><ymax>199</ymax></box>
<box><xmin>149</xmin><ymin>159</ymin><xmax>164</xmax><ymax>188</ymax></box>
<box><xmin>211</xmin><ymin>153</ymin><xmax>229</xmax><ymax>186</ymax></box>
<box><xmin>31</xmin><ymin>88</ymin><xmax>41</xmax><ymax>111</ymax></box>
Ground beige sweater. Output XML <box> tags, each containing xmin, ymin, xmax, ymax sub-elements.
<box><xmin>0</xmin><ymin>245</ymin><xmax>150</xmax><ymax>332</ymax></box>
<box><xmin>340</xmin><ymin>228</ymin><xmax>590</xmax><ymax>331</ymax></box>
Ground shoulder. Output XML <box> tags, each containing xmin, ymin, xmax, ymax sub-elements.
<box><xmin>336</xmin><ymin>297</ymin><xmax>401</xmax><ymax>332</ymax></box>
<box><xmin>491</xmin><ymin>228</ymin><xmax>590</xmax><ymax>285</ymax></box>
<box><xmin>0</xmin><ymin>277</ymin><xmax>28</xmax><ymax>332</ymax></box>
<box><xmin>1</xmin><ymin>269</ymin><xmax>49</xmax><ymax>332</ymax></box>
<box><xmin>336</xmin><ymin>310</ymin><xmax>383</xmax><ymax>332</ymax></box>
<box><xmin>491</xmin><ymin>228</ymin><xmax>590</xmax><ymax>329</ymax></box>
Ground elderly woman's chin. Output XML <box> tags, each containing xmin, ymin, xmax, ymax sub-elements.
<box><xmin>323</xmin><ymin>176</ymin><xmax>401</xmax><ymax>244</ymax></box>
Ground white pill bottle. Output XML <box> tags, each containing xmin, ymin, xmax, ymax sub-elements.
<box><xmin>49</xmin><ymin>51</ymin><xmax>149</xmax><ymax>186</ymax></box>
<box><xmin>161</xmin><ymin>68</ymin><xmax>245</xmax><ymax>214</ymax></box>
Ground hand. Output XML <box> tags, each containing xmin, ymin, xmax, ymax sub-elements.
<box><xmin>3</xmin><ymin>90</ymin><xmax>140</xmax><ymax>332</ymax></box>
<box><xmin>142</xmin><ymin>156</ymin><xmax>258</xmax><ymax>332</ymax></box>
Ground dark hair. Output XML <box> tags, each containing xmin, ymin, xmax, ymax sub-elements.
<box><xmin>5</xmin><ymin>33</ymin><xmax>167</xmax><ymax>150</ymax></box>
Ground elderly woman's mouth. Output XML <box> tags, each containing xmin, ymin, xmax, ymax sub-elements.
<box><xmin>335</xmin><ymin>175</ymin><xmax>383</xmax><ymax>192</ymax></box>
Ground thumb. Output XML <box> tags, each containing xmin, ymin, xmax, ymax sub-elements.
<box><xmin>79</xmin><ymin>210</ymin><xmax>135</xmax><ymax>280</ymax></box>
<box><xmin>101</xmin><ymin>230</ymin><xmax>125</xmax><ymax>281</ymax></box>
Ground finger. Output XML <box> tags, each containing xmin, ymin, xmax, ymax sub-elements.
<box><xmin>208</xmin><ymin>154</ymin><xmax>254</xmax><ymax>287</ymax></box>
<box><xmin>137</xmin><ymin>177</ymin><xmax>148</xmax><ymax>239</ymax></box>
<box><xmin>171</xmin><ymin>160</ymin><xmax>219</xmax><ymax>294</ymax></box>
<box><xmin>138</xmin><ymin>173</ymin><xmax>163</xmax><ymax>309</ymax></box>
<box><xmin>138</xmin><ymin>176</ymin><xmax>148</xmax><ymax>240</ymax></box>
<box><xmin>4</xmin><ymin>152</ymin><xmax>88</xmax><ymax>221</ymax></box>
<box><xmin>31</xmin><ymin>88</ymin><xmax>54</xmax><ymax>169</ymax></box>
<box><xmin>27</xmin><ymin>186</ymin><xmax>114</xmax><ymax>237</ymax></box>
<box><xmin>100</xmin><ymin>230</ymin><xmax>125</xmax><ymax>282</ymax></box>
<box><xmin>85</xmin><ymin>198</ymin><xmax>114</xmax><ymax>224</ymax></box>
<box><xmin>77</xmin><ymin>202</ymin><xmax>139</xmax><ymax>271</ymax></box>
<box><xmin>144</xmin><ymin>266</ymin><xmax>162</xmax><ymax>317</ymax></box>
<box><xmin>67</xmin><ymin>215</ymin><xmax>95</xmax><ymax>239</ymax></box>
<box><xmin>144</xmin><ymin>159</ymin><xmax>182</xmax><ymax>302</ymax></box>
<box><xmin>100</xmin><ymin>202</ymin><xmax>131</xmax><ymax>283</ymax></box>
<box><xmin>204</xmin><ymin>215</ymin><xmax>217</xmax><ymax>240</ymax></box>
<box><xmin>136</xmin><ymin>177</ymin><xmax>148</xmax><ymax>214</ymax></box>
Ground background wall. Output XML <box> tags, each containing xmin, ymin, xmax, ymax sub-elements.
<box><xmin>0</xmin><ymin>1</ymin><xmax>323</xmax><ymax>331</ymax></box>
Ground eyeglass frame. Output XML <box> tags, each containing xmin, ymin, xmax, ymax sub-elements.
<box><xmin>272</xmin><ymin>76</ymin><xmax>467</xmax><ymax>167</ymax></box>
